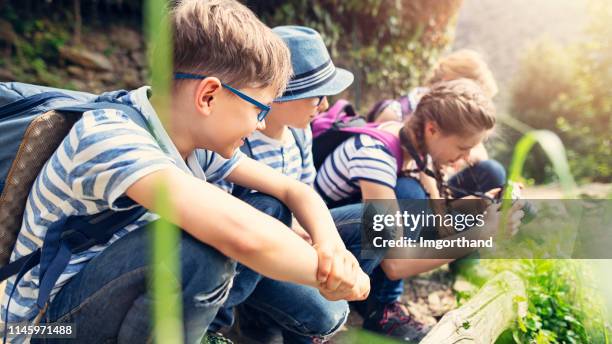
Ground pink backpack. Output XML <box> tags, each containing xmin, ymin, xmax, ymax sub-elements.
<box><xmin>311</xmin><ymin>99</ymin><xmax>404</xmax><ymax>173</ymax></box>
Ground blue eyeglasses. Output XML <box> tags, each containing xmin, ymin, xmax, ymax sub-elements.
<box><xmin>174</xmin><ymin>72</ymin><xmax>271</xmax><ymax>122</ymax></box>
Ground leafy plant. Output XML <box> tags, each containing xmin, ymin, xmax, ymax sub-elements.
<box><xmin>461</xmin><ymin>130</ymin><xmax>610</xmax><ymax>343</ymax></box>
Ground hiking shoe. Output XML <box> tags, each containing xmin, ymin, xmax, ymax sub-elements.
<box><xmin>362</xmin><ymin>300</ymin><xmax>431</xmax><ymax>342</ymax></box>
<box><xmin>201</xmin><ymin>331</ymin><xmax>234</xmax><ymax>344</ymax></box>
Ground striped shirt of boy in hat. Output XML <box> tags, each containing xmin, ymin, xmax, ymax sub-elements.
<box><xmin>211</xmin><ymin>26</ymin><xmax>386</xmax><ymax>343</ymax></box>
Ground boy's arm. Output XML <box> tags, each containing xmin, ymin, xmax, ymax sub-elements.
<box><xmin>126</xmin><ymin>166</ymin><xmax>367</xmax><ymax>300</ymax></box>
<box><xmin>224</xmin><ymin>157</ymin><xmax>358</xmax><ymax>284</ymax></box>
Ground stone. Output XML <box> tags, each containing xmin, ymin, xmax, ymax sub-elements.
<box><xmin>0</xmin><ymin>68</ymin><xmax>15</xmax><ymax>81</ymax></box>
<box><xmin>130</xmin><ymin>51</ymin><xmax>146</xmax><ymax>68</ymax></box>
<box><xmin>59</xmin><ymin>46</ymin><xmax>114</xmax><ymax>71</ymax></box>
<box><xmin>110</xmin><ymin>27</ymin><xmax>142</xmax><ymax>50</ymax></box>
<box><xmin>66</xmin><ymin>65</ymin><xmax>85</xmax><ymax>77</ymax></box>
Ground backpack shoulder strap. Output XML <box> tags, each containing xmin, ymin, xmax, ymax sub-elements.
<box><xmin>57</xmin><ymin>101</ymin><xmax>148</xmax><ymax>131</ymax></box>
<box><xmin>288</xmin><ymin>127</ymin><xmax>307</xmax><ymax>165</ymax></box>
<box><xmin>340</xmin><ymin>126</ymin><xmax>404</xmax><ymax>173</ymax></box>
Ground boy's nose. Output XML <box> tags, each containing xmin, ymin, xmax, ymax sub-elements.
<box><xmin>318</xmin><ymin>97</ymin><xmax>329</xmax><ymax>112</ymax></box>
<box><xmin>256</xmin><ymin>119</ymin><xmax>266</xmax><ymax>130</ymax></box>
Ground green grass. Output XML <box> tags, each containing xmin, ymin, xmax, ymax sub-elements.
<box><xmin>146</xmin><ymin>0</ymin><xmax>183</xmax><ymax>343</ymax></box>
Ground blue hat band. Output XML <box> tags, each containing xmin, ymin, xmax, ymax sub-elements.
<box><xmin>284</xmin><ymin>60</ymin><xmax>337</xmax><ymax>95</ymax></box>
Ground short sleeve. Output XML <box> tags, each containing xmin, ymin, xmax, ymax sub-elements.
<box><xmin>347</xmin><ymin>141</ymin><xmax>397</xmax><ymax>189</ymax></box>
<box><xmin>198</xmin><ymin>149</ymin><xmax>244</xmax><ymax>183</ymax></box>
<box><xmin>68</xmin><ymin>109</ymin><xmax>176</xmax><ymax>210</ymax></box>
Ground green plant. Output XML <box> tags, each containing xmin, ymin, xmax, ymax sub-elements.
<box><xmin>146</xmin><ymin>0</ymin><xmax>183</xmax><ymax>343</ymax></box>
<box><xmin>461</xmin><ymin>130</ymin><xmax>610</xmax><ymax>343</ymax></box>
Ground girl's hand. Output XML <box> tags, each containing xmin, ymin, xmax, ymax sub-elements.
<box><xmin>482</xmin><ymin>200</ymin><xmax>525</xmax><ymax>237</ymax></box>
<box><xmin>419</xmin><ymin>171</ymin><xmax>439</xmax><ymax>198</ymax></box>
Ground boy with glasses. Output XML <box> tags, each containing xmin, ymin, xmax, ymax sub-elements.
<box><xmin>1</xmin><ymin>2</ymin><xmax>368</xmax><ymax>343</ymax></box>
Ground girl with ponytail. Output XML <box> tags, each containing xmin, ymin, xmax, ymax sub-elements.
<box><xmin>314</xmin><ymin>78</ymin><xmax>522</xmax><ymax>341</ymax></box>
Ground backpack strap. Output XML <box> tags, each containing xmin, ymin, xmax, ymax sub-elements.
<box><xmin>311</xmin><ymin>99</ymin><xmax>356</xmax><ymax>138</ymax></box>
<box><xmin>288</xmin><ymin>127</ymin><xmax>307</xmax><ymax>166</ymax></box>
<box><xmin>340</xmin><ymin>126</ymin><xmax>404</xmax><ymax>173</ymax></box>
<box><xmin>232</xmin><ymin>128</ymin><xmax>306</xmax><ymax>197</ymax></box>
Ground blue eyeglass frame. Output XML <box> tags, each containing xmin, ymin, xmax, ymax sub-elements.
<box><xmin>174</xmin><ymin>72</ymin><xmax>271</xmax><ymax>121</ymax></box>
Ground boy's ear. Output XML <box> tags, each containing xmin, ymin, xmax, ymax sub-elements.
<box><xmin>194</xmin><ymin>77</ymin><xmax>222</xmax><ymax>116</ymax></box>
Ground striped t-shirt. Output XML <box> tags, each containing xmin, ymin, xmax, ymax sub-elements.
<box><xmin>314</xmin><ymin>134</ymin><xmax>398</xmax><ymax>205</ymax></box>
<box><xmin>216</xmin><ymin>127</ymin><xmax>315</xmax><ymax>192</ymax></box>
<box><xmin>1</xmin><ymin>86</ymin><xmax>242</xmax><ymax>336</ymax></box>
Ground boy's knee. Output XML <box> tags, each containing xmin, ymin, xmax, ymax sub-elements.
<box><xmin>241</xmin><ymin>193</ymin><xmax>292</xmax><ymax>226</ymax></box>
<box><xmin>180</xmin><ymin>235</ymin><xmax>236</xmax><ymax>306</ymax></box>
<box><xmin>300</xmin><ymin>300</ymin><xmax>349</xmax><ymax>338</ymax></box>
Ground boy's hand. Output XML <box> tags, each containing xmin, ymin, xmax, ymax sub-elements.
<box><xmin>318</xmin><ymin>270</ymin><xmax>370</xmax><ymax>301</ymax></box>
<box><xmin>313</xmin><ymin>243</ymin><xmax>369</xmax><ymax>301</ymax></box>
<box><xmin>291</xmin><ymin>220</ymin><xmax>313</xmax><ymax>245</ymax></box>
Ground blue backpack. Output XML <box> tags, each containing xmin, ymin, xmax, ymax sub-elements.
<box><xmin>0</xmin><ymin>82</ymin><xmax>150</xmax><ymax>329</ymax></box>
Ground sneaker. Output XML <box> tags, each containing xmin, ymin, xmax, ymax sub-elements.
<box><xmin>201</xmin><ymin>331</ymin><xmax>234</xmax><ymax>344</ymax></box>
<box><xmin>362</xmin><ymin>300</ymin><xmax>431</xmax><ymax>342</ymax></box>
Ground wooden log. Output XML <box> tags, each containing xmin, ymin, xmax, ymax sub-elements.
<box><xmin>420</xmin><ymin>271</ymin><xmax>527</xmax><ymax>344</ymax></box>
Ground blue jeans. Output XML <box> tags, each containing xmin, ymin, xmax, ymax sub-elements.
<box><xmin>211</xmin><ymin>193</ymin><xmax>354</xmax><ymax>343</ymax></box>
<box><xmin>372</xmin><ymin>160</ymin><xmax>507</xmax><ymax>304</ymax></box>
<box><xmin>34</xmin><ymin>222</ymin><xmax>236</xmax><ymax>344</ymax></box>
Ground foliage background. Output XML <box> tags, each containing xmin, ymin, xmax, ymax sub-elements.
<box><xmin>493</xmin><ymin>1</ymin><xmax>612</xmax><ymax>184</ymax></box>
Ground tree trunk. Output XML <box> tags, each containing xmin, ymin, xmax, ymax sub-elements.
<box><xmin>420</xmin><ymin>271</ymin><xmax>527</xmax><ymax>344</ymax></box>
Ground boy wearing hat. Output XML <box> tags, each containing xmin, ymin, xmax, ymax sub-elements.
<box><xmin>209</xmin><ymin>26</ymin><xmax>385</xmax><ymax>344</ymax></box>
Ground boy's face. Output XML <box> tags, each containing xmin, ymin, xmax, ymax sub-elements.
<box><xmin>193</xmin><ymin>80</ymin><xmax>276</xmax><ymax>158</ymax></box>
<box><xmin>268</xmin><ymin>96</ymin><xmax>329</xmax><ymax>129</ymax></box>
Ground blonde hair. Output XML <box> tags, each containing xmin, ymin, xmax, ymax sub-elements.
<box><xmin>171</xmin><ymin>0</ymin><xmax>292</xmax><ymax>96</ymax></box>
<box><xmin>401</xmin><ymin>79</ymin><xmax>496</xmax><ymax>198</ymax></box>
<box><xmin>427</xmin><ymin>49</ymin><xmax>498</xmax><ymax>98</ymax></box>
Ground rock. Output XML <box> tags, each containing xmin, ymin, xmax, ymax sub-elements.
<box><xmin>130</xmin><ymin>51</ymin><xmax>146</xmax><ymax>68</ymax></box>
<box><xmin>0</xmin><ymin>68</ymin><xmax>15</xmax><ymax>81</ymax></box>
<box><xmin>123</xmin><ymin>69</ymin><xmax>142</xmax><ymax>89</ymax></box>
<box><xmin>59</xmin><ymin>46</ymin><xmax>114</xmax><ymax>71</ymax></box>
<box><xmin>453</xmin><ymin>279</ymin><xmax>476</xmax><ymax>293</ymax></box>
<box><xmin>110</xmin><ymin>27</ymin><xmax>142</xmax><ymax>50</ymax></box>
<box><xmin>66</xmin><ymin>65</ymin><xmax>85</xmax><ymax>77</ymax></box>
<box><xmin>99</xmin><ymin>72</ymin><xmax>115</xmax><ymax>83</ymax></box>
<box><xmin>427</xmin><ymin>292</ymin><xmax>441</xmax><ymax>307</ymax></box>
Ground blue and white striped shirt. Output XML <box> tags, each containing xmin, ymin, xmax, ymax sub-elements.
<box><xmin>1</xmin><ymin>87</ymin><xmax>242</xmax><ymax>337</ymax></box>
<box><xmin>216</xmin><ymin>127</ymin><xmax>315</xmax><ymax>192</ymax></box>
<box><xmin>314</xmin><ymin>134</ymin><xmax>397</xmax><ymax>205</ymax></box>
